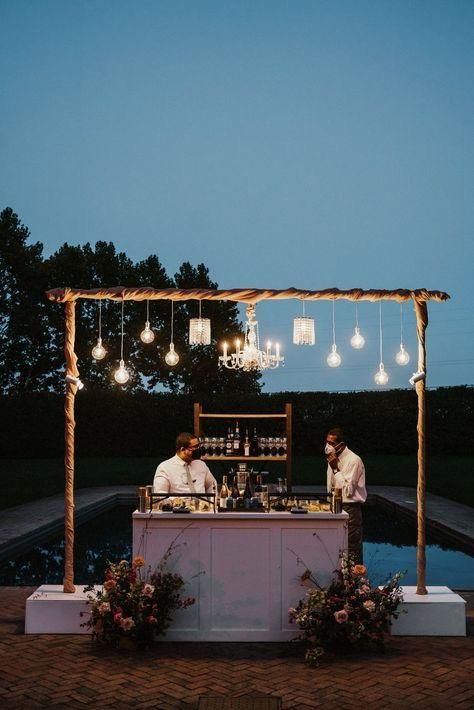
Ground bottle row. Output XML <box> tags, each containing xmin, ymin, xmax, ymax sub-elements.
<box><xmin>201</xmin><ymin>423</ymin><xmax>287</xmax><ymax>457</ymax></box>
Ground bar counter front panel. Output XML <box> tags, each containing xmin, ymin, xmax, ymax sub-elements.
<box><xmin>132</xmin><ymin>511</ymin><xmax>348</xmax><ymax>642</ymax></box>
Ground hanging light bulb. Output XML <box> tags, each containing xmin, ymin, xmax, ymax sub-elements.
<box><xmin>140</xmin><ymin>300</ymin><xmax>155</xmax><ymax>343</ymax></box>
<box><xmin>114</xmin><ymin>359</ymin><xmax>130</xmax><ymax>385</ymax></box>
<box><xmin>91</xmin><ymin>300</ymin><xmax>107</xmax><ymax>360</ymax></box>
<box><xmin>327</xmin><ymin>343</ymin><xmax>342</xmax><ymax>368</ymax></box>
<box><xmin>113</xmin><ymin>299</ymin><xmax>130</xmax><ymax>385</ymax></box>
<box><xmin>164</xmin><ymin>300</ymin><xmax>179</xmax><ymax>367</ymax></box>
<box><xmin>326</xmin><ymin>301</ymin><xmax>342</xmax><ymax>367</ymax></box>
<box><xmin>293</xmin><ymin>298</ymin><xmax>315</xmax><ymax>345</ymax></box>
<box><xmin>395</xmin><ymin>303</ymin><xmax>410</xmax><ymax>365</ymax></box>
<box><xmin>189</xmin><ymin>300</ymin><xmax>211</xmax><ymax>345</ymax></box>
<box><xmin>374</xmin><ymin>303</ymin><xmax>389</xmax><ymax>385</ymax></box>
<box><xmin>350</xmin><ymin>304</ymin><xmax>365</xmax><ymax>349</ymax></box>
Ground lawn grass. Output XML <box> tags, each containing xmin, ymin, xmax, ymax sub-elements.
<box><xmin>0</xmin><ymin>454</ymin><xmax>472</xmax><ymax>510</ymax></box>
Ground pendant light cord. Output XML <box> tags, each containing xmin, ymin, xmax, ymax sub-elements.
<box><xmin>170</xmin><ymin>300</ymin><xmax>174</xmax><ymax>342</ymax></box>
<box><xmin>120</xmin><ymin>299</ymin><xmax>125</xmax><ymax>360</ymax></box>
<box><xmin>379</xmin><ymin>302</ymin><xmax>383</xmax><ymax>363</ymax></box>
<box><xmin>332</xmin><ymin>300</ymin><xmax>336</xmax><ymax>345</ymax></box>
<box><xmin>146</xmin><ymin>299</ymin><xmax>150</xmax><ymax>323</ymax></box>
<box><xmin>355</xmin><ymin>303</ymin><xmax>359</xmax><ymax>329</ymax></box>
<box><xmin>98</xmin><ymin>300</ymin><xmax>102</xmax><ymax>339</ymax></box>
<box><xmin>399</xmin><ymin>303</ymin><xmax>404</xmax><ymax>344</ymax></box>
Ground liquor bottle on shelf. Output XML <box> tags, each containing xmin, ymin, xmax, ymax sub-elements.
<box><xmin>250</xmin><ymin>426</ymin><xmax>259</xmax><ymax>456</ymax></box>
<box><xmin>270</xmin><ymin>437</ymin><xmax>278</xmax><ymax>456</ymax></box>
<box><xmin>225</xmin><ymin>425</ymin><xmax>233</xmax><ymax>456</ymax></box>
<box><xmin>243</xmin><ymin>473</ymin><xmax>253</xmax><ymax>508</ymax></box>
<box><xmin>219</xmin><ymin>475</ymin><xmax>229</xmax><ymax>508</ymax></box>
<box><xmin>231</xmin><ymin>474</ymin><xmax>240</xmax><ymax>508</ymax></box>
<box><xmin>254</xmin><ymin>474</ymin><xmax>263</xmax><ymax>505</ymax></box>
<box><xmin>233</xmin><ymin>421</ymin><xmax>241</xmax><ymax>455</ymax></box>
<box><xmin>243</xmin><ymin>429</ymin><xmax>250</xmax><ymax>456</ymax></box>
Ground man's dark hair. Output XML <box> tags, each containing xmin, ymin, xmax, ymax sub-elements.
<box><xmin>175</xmin><ymin>432</ymin><xmax>195</xmax><ymax>451</ymax></box>
<box><xmin>327</xmin><ymin>427</ymin><xmax>344</xmax><ymax>443</ymax></box>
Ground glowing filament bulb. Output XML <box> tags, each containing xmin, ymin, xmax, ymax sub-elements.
<box><xmin>374</xmin><ymin>362</ymin><xmax>389</xmax><ymax>385</ymax></box>
<box><xmin>395</xmin><ymin>344</ymin><xmax>410</xmax><ymax>366</ymax></box>
<box><xmin>327</xmin><ymin>344</ymin><xmax>342</xmax><ymax>368</ymax></box>
<box><xmin>92</xmin><ymin>337</ymin><xmax>107</xmax><ymax>360</ymax></box>
<box><xmin>165</xmin><ymin>342</ymin><xmax>179</xmax><ymax>366</ymax></box>
<box><xmin>350</xmin><ymin>327</ymin><xmax>365</xmax><ymax>349</ymax></box>
<box><xmin>114</xmin><ymin>359</ymin><xmax>130</xmax><ymax>385</ymax></box>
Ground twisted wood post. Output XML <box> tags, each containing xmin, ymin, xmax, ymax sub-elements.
<box><xmin>63</xmin><ymin>301</ymin><xmax>79</xmax><ymax>593</ymax></box>
<box><xmin>413</xmin><ymin>298</ymin><xmax>428</xmax><ymax>595</ymax></box>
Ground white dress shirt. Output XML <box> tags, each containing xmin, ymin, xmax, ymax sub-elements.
<box><xmin>153</xmin><ymin>454</ymin><xmax>217</xmax><ymax>494</ymax></box>
<box><xmin>326</xmin><ymin>446</ymin><xmax>367</xmax><ymax>503</ymax></box>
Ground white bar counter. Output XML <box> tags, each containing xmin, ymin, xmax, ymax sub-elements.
<box><xmin>132</xmin><ymin>510</ymin><xmax>348</xmax><ymax>642</ymax></box>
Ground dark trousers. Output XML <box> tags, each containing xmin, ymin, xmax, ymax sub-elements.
<box><xmin>342</xmin><ymin>502</ymin><xmax>363</xmax><ymax>565</ymax></box>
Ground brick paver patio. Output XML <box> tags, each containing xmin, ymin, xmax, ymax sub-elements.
<box><xmin>1</xmin><ymin>587</ymin><xmax>473</xmax><ymax>709</ymax></box>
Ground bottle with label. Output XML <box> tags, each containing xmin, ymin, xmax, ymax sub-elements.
<box><xmin>231</xmin><ymin>474</ymin><xmax>240</xmax><ymax>508</ymax></box>
<box><xmin>233</xmin><ymin>421</ymin><xmax>241</xmax><ymax>455</ymax></box>
<box><xmin>243</xmin><ymin>429</ymin><xmax>250</xmax><ymax>456</ymax></box>
<box><xmin>250</xmin><ymin>426</ymin><xmax>259</xmax><ymax>456</ymax></box>
<box><xmin>225</xmin><ymin>425</ymin><xmax>233</xmax><ymax>456</ymax></box>
<box><xmin>219</xmin><ymin>475</ymin><xmax>229</xmax><ymax>509</ymax></box>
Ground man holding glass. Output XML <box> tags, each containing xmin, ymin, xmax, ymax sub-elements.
<box><xmin>153</xmin><ymin>432</ymin><xmax>217</xmax><ymax>495</ymax></box>
<box><xmin>325</xmin><ymin>427</ymin><xmax>366</xmax><ymax>564</ymax></box>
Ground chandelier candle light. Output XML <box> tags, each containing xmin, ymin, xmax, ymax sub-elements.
<box><xmin>140</xmin><ymin>300</ymin><xmax>155</xmax><ymax>343</ymax></box>
<box><xmin>326</xmin><ymin>300</ymin><xmax>342</xmax><ymax>367</ymax></box>
<box><xmin>293</xmin><ymin>299</ymin><xmax>315</xmax><ymax>345</ymax></box>
<box><xmin>91</xmin><ymin>300</ymin><xmax>107</xmax><ymax>360</ymax></box>
<box><xmin>114</xmin><ymin>299</ymin><xmax>130</xmax><ymax>385</ymax></box>
<box><xmin>395</xmin><ymin>303</ymin><xmax>410</xmax><ymax>365</ymax></box>
<box><xmin>165</xmin><ymin>300</ymin><xmax>179</xmax><ymax>366</ymax></box>
<box><xmin>374</xmin><ymin>302</ymin><xmax>389</xmax><ymax>385</ymax></box>
<box><xmin>219</xmin><ymin>303</ymin><xmax>283</xmax><ymax>371</ymax></box>
<box><xmin>189</xmin><ymin>300</ymin><xmax>211</xmax><ymax>345</ymax></box>
<box><xmin>350</xmin><ymin>303</ymin><xmax>365</xmax><ymax>349</ymax></box>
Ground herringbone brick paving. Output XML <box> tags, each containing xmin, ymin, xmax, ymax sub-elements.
<box><xmin>1</xmin><ymin>587</ymin><xmax>473</xmax><ymax>709</ymax></box>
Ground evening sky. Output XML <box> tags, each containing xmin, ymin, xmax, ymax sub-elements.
<box><xmin>1</xmin><ymin>0</ymin><xmax>473</xmax><ymax>392</ymax></box>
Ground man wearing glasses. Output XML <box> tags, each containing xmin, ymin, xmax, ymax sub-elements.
<box><xmin>153</xmin><ymin>432</ymin><xmax>217</xmax><ymax>495</ymax></box>
<box><xmin>325</xmin><ymin>427</ymin><xmax>366</xmax><ymax>564</ymax></box>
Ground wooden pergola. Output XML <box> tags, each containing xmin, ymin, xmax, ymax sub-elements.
<box><xmin>46</xmin><ymin>285</ymin><xmax>450</xmax><ymax>596</ymax></box>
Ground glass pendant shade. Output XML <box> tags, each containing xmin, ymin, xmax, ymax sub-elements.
<box><xmin>350</xmin><ymin>327</ymin><xmax>365</xmax><ymax>349</ymax></box>
<box><xmin>327</xmin><ymin>344</ymin><xmax>342</xmax><ymax>368</ymax></box>
<box><xmin>114</xmin><ymin>359</ymin><xmax>130</xmax><ymax>385</ymax></box>
<box><xmin>293</xmin><ymin>316</ymin><xmax>315</xmax><ymax>345</ymax></box>
<box><xmin>395</xmin><ymin>343</ymin><xmax>410</xmax><ymax>365</ymax></box>
<box><xmin>140</xmin><ymin>321</ymin><xmax>155</xmax><ymax>344</ymax></box>
<box><xmin>92</xmin><ymin>337</ymin><xmax>107</xmax><ymax>360</ymax></box>
<box><xmin>165</xmin><ymin>342</ymin><xmax>179</xmax><ymax>366</ymax></box>
<box><xmin>189</xmin><ymin>317</ymin><xmax>211</xmax><ymax>345</ymax></box>
<box><xmin>374</xmin><ymin>362</ymin><xmax>389</xmax><ymax>385</ymax></box>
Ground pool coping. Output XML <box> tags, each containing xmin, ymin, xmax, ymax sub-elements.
<box><xmin>0</xmin><ymin>484</ymin><xmax>472</xmax><ymax>563</ymax></box>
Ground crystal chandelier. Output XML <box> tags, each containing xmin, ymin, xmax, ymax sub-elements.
<box><xmin>293</xmin><ymin>299</ymin><xmax>315</xmax><ymax>345</ymax></box>
<box><xmin>219</xmin><ymin>303</ymin><xmax>283</xmax><ymax>371</ymax></box>
<box><xmin>189</xmin><ymin>300</ymin><xmax>211</xmax><ymax>345</ymax></box>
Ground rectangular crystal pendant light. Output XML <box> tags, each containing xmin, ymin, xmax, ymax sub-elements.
<box><xmin>293</xmin><ymin>316</ymin><xmax>315</xmax><ymax>345</ymax></box>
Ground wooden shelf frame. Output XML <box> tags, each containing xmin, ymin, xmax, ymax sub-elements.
<box><xmin>194</xmin><ymin>402</ymin><xmax>292</xmax><ymax>489</ymax></box>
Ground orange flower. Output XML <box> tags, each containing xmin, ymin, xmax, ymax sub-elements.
<box><xmin>352</xmin><ymin>564</ymin><xmax>367</xmax><ymax>575</ymax></box>
<box><xmin>132</xmin><ymin>556</ymin><xmax>145</xmax><ymax>568</ymax></box>
<box><xmin>104</xmin><ymin>579</ymin><xmax>116</xmax><ymax>591</ymax></box>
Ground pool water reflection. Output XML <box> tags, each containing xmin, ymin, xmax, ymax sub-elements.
<box><xmin>0</xmin><ymin>505</ymin><xmax>473</xmax><ymax>587</ymax></box>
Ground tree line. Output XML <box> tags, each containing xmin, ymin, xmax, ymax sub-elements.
<box><xmin>0</xmin><ymin>207</ymin><xmax>261</xmax><ymax>396</ymax></box>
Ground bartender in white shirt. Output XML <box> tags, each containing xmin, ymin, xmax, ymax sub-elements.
<box><xmin>325</xmin><ymin>427</ymin><xmax>367</xmax><ymax>564</ymax></box>
<box><xmin>153</xmin><ymin>432</ymin><xmax>217</xmax><ymax>496</ymax></box>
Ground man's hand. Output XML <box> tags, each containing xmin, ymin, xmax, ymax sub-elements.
<box><xmin>326</xmin><ymin>453</ymin><xmax>339</xmax><ymax>472</ymax></box>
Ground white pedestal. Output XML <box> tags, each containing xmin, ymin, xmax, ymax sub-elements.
<box><xmin>390</xmin><ymin>586</ymin><xmax>466</xmax><ymax>636</ymax></box>
<box><xmin>25</xmin><ymin>584</ymin><xmax>98</xmax><ymax>634</ymax></box>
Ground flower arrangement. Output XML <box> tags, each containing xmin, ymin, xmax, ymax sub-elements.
<box><xmin>289</xmin><ymin>553</ymin><xmax>404</xmax><ymax>666</ymax></box>
<box><xmin>82</xmin><ymin>545</ymin><xmax>195</xmax><ymax>648</ymax></box>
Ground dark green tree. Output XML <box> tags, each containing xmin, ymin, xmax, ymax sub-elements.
<box><xmin>0</xmin><ymin>208</ymin><xmax>49</xmax><ymax>393</ymax></box>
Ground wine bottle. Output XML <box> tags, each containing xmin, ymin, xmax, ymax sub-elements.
<box><xmin>225</xmin><ymin>425</ymin><xmax>233</xmax><ymax>456</ymax></box>
<box><xmin>244</xmin><ymin>429</ymin><xmax>250</xmax><ymax>456</ymax></box>
<box><xmin>250</xmin><ymin>426</ymin><xmax>259</xmax><ymax>456</ymax></box>
<box><xmin>231</xmin><ymin>474</ymin><xmax>240</xmax><ymax>508</ymax></box>
<box><xmin>243</xmin><ymin>473</ymin><xmax>252</xmax><ymax>508</ymax></box>
<box><xmin>254</xmin><ymin>474</ymin><xmax>263</xmax><ymax>505</ymax></box>
<box><xmin>233</xmin><ymin>421</ymin><xmax>241</xmax><ymax>454</ymax></box>
<box><xmin>219</xmin><ymin>475</ymin><xmax>229</xmax><ymax>508</ymax></box>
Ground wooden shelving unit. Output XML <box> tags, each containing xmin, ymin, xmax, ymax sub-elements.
<box><xmin>193</xmin><ymin>402</ymin><xmax>292</xmax><ymax>489</ymax></box>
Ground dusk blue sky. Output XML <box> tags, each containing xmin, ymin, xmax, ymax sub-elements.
<box><xmin>1</xmin><ymin>0</ymin><xmax>473</xmax><ymax>392</ymax></box>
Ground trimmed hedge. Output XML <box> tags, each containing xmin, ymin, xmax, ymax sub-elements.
<box><xmin>0</xmin><ymin>386</ymin><xmax>472</xmax><ymax>459</ymax></box>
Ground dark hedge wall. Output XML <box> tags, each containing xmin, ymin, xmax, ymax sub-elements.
<box><xmin>0</xmin><ymin>386</ymin><xmax>472</xmax><ymax>459</ymax></box>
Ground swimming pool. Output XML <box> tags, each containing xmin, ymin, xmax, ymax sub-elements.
<box><xmin>1</xmin><ymin>505</ymin><xmax>473</xmax><ymax>587</ymax></box>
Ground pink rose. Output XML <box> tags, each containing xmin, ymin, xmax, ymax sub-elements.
<box><xmin>147</xmin><ymin>615</ymin><xmax>157</xmax><ymax>624</ymax></box>
<box><xmin>334</xmin><ymin>609</ymin><xmax>348</xmax><ymax>624</ymax></box>
<box><xmin>363</xmin><ymin>600</ymin><xmax>376</xmax><ymax>612</ymax></box>
<box><xmin>119</xmin><ymin>616</ymin><xmax>135</xmax><ymax>631</ymax></box>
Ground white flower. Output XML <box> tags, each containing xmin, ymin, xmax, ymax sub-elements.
<box><xmin>98</xmin><ymin>602</ymin><xmax>110</xmax><ymax>614</ymax></box>
<box><xmin>143</xmin><ymin>584</ymin><xmax>155</xmax><ymax>596</ymax></box>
